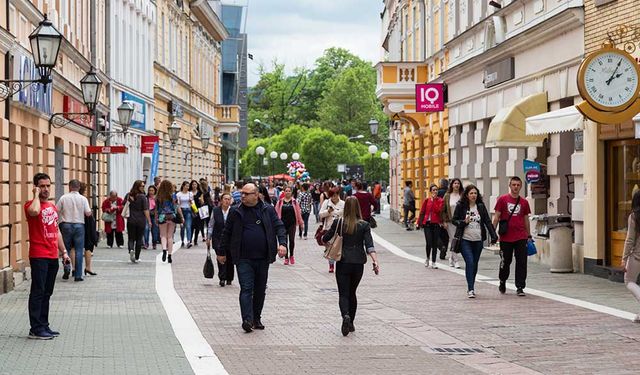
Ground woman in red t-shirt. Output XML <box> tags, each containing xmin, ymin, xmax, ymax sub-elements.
<box><xmin>417</xmin><ymin>184</ymin><xmax>445</xmax><ymax>269</ymax></box>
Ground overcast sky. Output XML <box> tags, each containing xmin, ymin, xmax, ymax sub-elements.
<box><xmin>245</xmin><ymin>0</ymin><xmax>383</xmax><ymax>86</ymax></box>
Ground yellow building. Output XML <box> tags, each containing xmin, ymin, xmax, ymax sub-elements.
<box><xmin>377</xmin><ymin>0</ymin><xmax>449</xmax><ymax>221</ymax></box>
<box><xmin>154</xmin><ymin>0</ymin><xmax>239</xmax><ymax>186</ymax></box>
<box><xmin>0</xmin><ymin>2</ymin><xmax>109</xmax><ymax>293</ymax></box>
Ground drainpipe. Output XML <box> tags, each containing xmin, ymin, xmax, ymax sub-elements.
<box><xmin>5</xmin><ymin>0</ymin><xmax>11</xmax><ymax>121</ymax></box>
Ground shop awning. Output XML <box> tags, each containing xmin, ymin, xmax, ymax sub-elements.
<box><xmin>485</xmin><ymin>92</ymin><xmax>548</xmax><ymax>148</ymax></box>
<box><xmin>525</xmin><ymin>106</ymin><xmax>584</xmax><ymax>136</ymax></box>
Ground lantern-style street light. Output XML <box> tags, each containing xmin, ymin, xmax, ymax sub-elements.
<box><xmin>116</xmin><ymin>101</ymin><xmax>135</xmax><ymax>134</ymax></box>
<box><xmin>369</xmin><ymin>118</ymin><xmax>379</xmax><ymax>136</ymax></box>
<box><xmin>0</xmin><ymin>15</ymin><xmax>63</xmax><ymax>101</ymax></box>
<box><xmin>168</xmin><ymin>121</ymin><xmax>181</xmax><ymax>147</ymax></box>
<box><xmin>49</xmin><ymin>69</ymin><xmax>106</xmax><ymax>132</ymax></box>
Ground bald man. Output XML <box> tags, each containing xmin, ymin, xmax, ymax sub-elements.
<box><xmin>219</xmin><ymin>183</ymin><xmax>287</xmax><ymax>333</ymax></box>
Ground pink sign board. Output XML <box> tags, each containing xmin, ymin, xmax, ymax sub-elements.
<box><xmin>415</xmin><ymin>84</ymin><xmax>444</xmax><ymax>112</ymax></box>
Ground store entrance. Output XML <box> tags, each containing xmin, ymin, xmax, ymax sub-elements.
<box><xmin>606</xmin><ymin>139</ymin><xmax>640</xmax><ymax>267</ymax></box>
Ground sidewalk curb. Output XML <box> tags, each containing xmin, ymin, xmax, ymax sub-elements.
<box><xmin>155</xmin><ymin>243</ymin><xmax>228</xmax><ymax>375</ymax></box>
<box><xmin>371</xmin><ymin>231</ymin><xmax>638</xmax><ymax>322</ymax></box>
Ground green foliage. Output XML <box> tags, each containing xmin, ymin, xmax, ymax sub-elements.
<box><xmin>245</xmin><ymin>48</ymin><xmax>390</xmax><ymax>182</ymax></box>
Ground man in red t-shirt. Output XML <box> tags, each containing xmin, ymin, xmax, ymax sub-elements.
<box><xmin>24</xmin><ymin>173</ymin><xmax>70</xmax><ymax>340</ymax></box>
<box><xmin>492</xmin><ymin>176</ymin><xmax>531</xmax><ymax>297</ymax></box>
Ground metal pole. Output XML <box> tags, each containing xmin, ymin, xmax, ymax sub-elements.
<box><xmin>90</xmin><ymin>0</ymin><xmax>98</xmax><ymax>217</ymax></box>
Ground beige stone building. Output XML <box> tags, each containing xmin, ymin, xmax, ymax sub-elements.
<box><xmin>0</xmin><ymin>1</ymin><xmax>109</xmax><ymax>293</ymax></box>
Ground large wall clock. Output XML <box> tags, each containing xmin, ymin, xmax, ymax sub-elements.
<box><xmin>577</xmin><ymin>43</ymin><xmax>640</xmax><ymax>124</ymax></box>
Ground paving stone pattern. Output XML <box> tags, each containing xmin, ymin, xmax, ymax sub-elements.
<box><xmin>0</xmin><ymin>245</ymin><xmax>193</xmax><ymax>375</ymax></box>
<box><xmin>172</xmin><ymin>214</ymin><xmax>640</xmax><ymax>375</ymax></box>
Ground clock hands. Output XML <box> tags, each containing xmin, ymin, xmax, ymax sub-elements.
<box><xmin>606</xmin><ymin>58</ymin><xmax>623</xmax><ymax>85</ymax></box>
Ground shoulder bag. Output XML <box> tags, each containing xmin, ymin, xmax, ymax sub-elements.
<box><xmin>324</xmin><ymin>218</ymin><xmax>343</xmax><ymax>261</ymax></box>
<box><xmin>368</xmin><ymin>216</ymin><xmax>377</xmax><ymax>229</ymax></box>
<box><xmin>203</xmin><ymin>246</ymin><xmax>215</xmax><ymax>279</ymax></box>
<box><xmin>101</xmin><ymin>211</ymin><xmax>115</xmax><ymax>222</ymax></box>
<box><xmin>122</xmin><ymin>200</ymin><xmax>130</xmax><ymax>219</ymax></box>
<box><xmin>498</xmin><ymin>196</ymin><xmax>520</xmax><ymax>235</ymax></box>
<box><xmin>315</xmin><ymin>217</ymin><xmax>327</xmax><ymax>246</ymax></box>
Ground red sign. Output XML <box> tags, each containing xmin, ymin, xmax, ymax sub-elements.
<box><xmin>63</xmin><ymin>96</ymin><xmax>94</xmax><ymax>128</ymax></box>
<box><xmin>87</xmin><ymin>146</ymin><xmax>128</xmax><ymax>154</ymax></box>
<box><xmin>141</xmin><ymin>136</ymin><xmax>159</xmax><ymax>153</ymax></box>
<box><xmin>415</xmin><ymin>84</ymin><xmax>445</xmax><ymax>112</ymax></box>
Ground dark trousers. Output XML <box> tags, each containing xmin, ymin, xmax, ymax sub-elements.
<box><xmin>192</xmin><ymin>216</ymin><xmax>204</xmax><ymax>244</ymax></box>
<box><xmin>286</xmin><ymin>225</ymin><xmax>296</xmax><ymax>258</ymax></box>
<box><xmin>107</xmin><ymin>231</ymin><xmax>124</xmax><ymax>247</ymax></box>
<box><xmin>375</xmin><ymin>198</ymin><xmax>381</xmax><ymax>214</ymax></box>
<box><xmin>460</xmin><ymin>240</ymin><xmax>483</xmax><ymax>291</ymax></box>
<box><xmin>127</xmin><ymin>222</ymin><xmax>145</xmax><ymax>260</ymax></box>
<box><xmin>403</xmin><ymin>204</ymin><xmax>415</xmax><ymax>226</ymax></box>
<box><xmin>499</xmin><ymin>239</ymin><xmax>528</xmax><ymax>289</ymax></box>
<box><xmin>299</xmin><ymin>212</ymin><xmax>310</xmax><ymax>237</ymax></box>
<box><xmin>28</xmin><ymin>258</ymin><xmax>59</xmax><ymax>333</ymax></box>
<box><xmin>218</xmin><ymin>253</ymin><xmax>235</xmax><ymax>282</ymax></box>
<box><xmin>438</xmin><ymin>226</ymin><xmax>449</xmax><ymax>259</ymax></box>
<box><xmin>423</xmin><ymin>224</ymin><xmax>440</xmax><ymax>263</ymax></box>
<box><xmin>236</xmin><ymin>259</ymin><xmax>269</xmax><ymax>323</ymax></box>
<box><xmin>335</xmin><ymin>262</ymin><xmax>364</xmax><ymax>320</ymax></box>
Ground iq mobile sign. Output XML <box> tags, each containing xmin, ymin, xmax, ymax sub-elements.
<box><xmin>415</xmin><ymin>84</ymin><xmax>444</xmax><ymax>112</ymax></box>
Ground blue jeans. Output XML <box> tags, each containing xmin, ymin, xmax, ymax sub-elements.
<box><xmin>460</xmin><ymin>239</ymin><xmax>483</xmax><ymax>292</ymax></box>
<box><xmin>28</xmin><ymin>258</ymin><xmax>59</xmax><ymax>333</ymax></box>
<box><xmin>180</xmin><ymin>207</ymin><xmax>193</xmax><ymax>244</ymax></box>
<box><xmin>236</xmin><ymin>259</ymin><xmax>269</xmax><ymax>323</ymax></box>
<box><xmin>299</xmin><ymin>212</ymin><xmax>310</xmax><ymax>237</ymax></box>
<box><xmin>312</xmin><ymin>201</ymin><xmax>320</xmax><ymax>222</ymax></box>
<box><xmin>145</xmin><ymin>213</ymin><xmax>160</xmax><ymax>247</ymax></box>
<box><xmin>60</xmin><ymin>223</ymin><xmax>85</xmax><ymax>278</ymax></box>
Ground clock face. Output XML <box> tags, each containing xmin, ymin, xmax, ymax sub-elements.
<box><xmin>583</xmin><ymin>51</ymin><xmax>639</xmax><ymax>110</ymax></box>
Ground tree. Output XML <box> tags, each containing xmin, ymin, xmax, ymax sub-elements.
<box><xmin>316</xmin><ymin>64</ymin><xmax>388</xmax><ymax>141</ymax></box>
<box><xmin>299</xmin><ymin>128</ymin><xmax>363</xmax><ymax>180</ymax></box>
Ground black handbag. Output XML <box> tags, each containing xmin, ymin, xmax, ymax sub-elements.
<box><xmin>203</xmin><ymin>248</ymin><xmax>214</xmax><ymax>279</ymax></box>
<box><xmin>498</xmin><ymin>196</ymin><xmax>520</xmax><ymax>235</ymax></box>
<box><xmin>450</xmin><ymin>225</ymin><xmax>464</xmax><ymax>253</ymax></box>
<box><xmin>369</xmin><ymin>216</ymin><xmax>377</xmax><ymax>229</ymax></box>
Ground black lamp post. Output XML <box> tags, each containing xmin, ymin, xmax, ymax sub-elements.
<box><xmin>0</xmin><ymin>15</ymin><xmax>62</xmax><ymax>101</ymax></box>
<box><xmin>49</xmin><ymin>68</ymin><xmax>103</xmax><ymax>131</ymax></box>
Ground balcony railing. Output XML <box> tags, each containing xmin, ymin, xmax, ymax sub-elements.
<box><xmin>215</xmin><ymin>105</ymin><xmax>240</xmax><ymax>123</ymax></box>
<box><xmin>376</xmin><ymin>62</ymin><xmax>428</xmax><ymax>100</ymax></box>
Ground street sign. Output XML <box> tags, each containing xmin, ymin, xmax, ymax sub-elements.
<box><xmin>87</xmin><ymin>146</ymin><xmax>128</xmax><ymax>154</ymax></box>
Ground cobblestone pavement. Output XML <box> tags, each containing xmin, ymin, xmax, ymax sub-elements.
<box><xmin>172</xmin><ymin>214</ymin><xmax>640</xmax><ymax>375</ymax></box>
<box><xmin>0</xmin><ymin>244</ymin><xmax>193</xmax><ymax>375</ymax></box>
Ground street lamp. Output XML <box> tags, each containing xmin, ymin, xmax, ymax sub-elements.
<box><xmin>369</xmin><ymin>118</ymin><xmax>379</xmax><ymax>136</ymax></box>
<box><xmin>280</xmin><ymin>152</ymin><xmax>288</xmax><ymax>161</ymax></box>
<box><xmin>292</xmin><ymin>152</ymin><xmax>300</xmax><ymax>160</ymax></box>
<box><xmin>270</xmin><ymin>151</ymin><xmax>278</xmax><ymax>176</ymax></box>
<box><xmin>116</xmin><ymin>101</ymin><xmax>135</xmax><ymax>134</ymax></box>
<box><xmin>49</xmin><ymin>68</ymin><xmax>104</xmax><ymax>131</ymax></box>
<box><xmin>168</xmin><ymin>121</ymin><xmax>181</xmax><ymax>148</ymax></box>
<box><xmin>0</xmin><ymin>15</ymin><xmax>63</xmax><ymax>101</ymax></box>
<box><xmin>256</xmin><ymin>146</ymin><xmax>266</xmax><ymax>181</ymax></box>
<box><xmin>368</xmin><ymin>144</ymin><xmax>378</xmax><ymax>181</ymax></box>
<box><xmin>381</xmin><ymin>152</ymin><xmax>389</xmax><ymax>160</ymax></box>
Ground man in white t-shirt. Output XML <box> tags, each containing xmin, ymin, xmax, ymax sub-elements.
<box><xmin>57</xmin><ymin>179</ymin><xmax>92</xmax><ymax>281</ymax></box>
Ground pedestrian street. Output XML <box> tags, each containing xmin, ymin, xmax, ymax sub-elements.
<box><xmin>3</xmin><ymin>209</ymin><xmax>639</xmax><ymax>375</ymax></box>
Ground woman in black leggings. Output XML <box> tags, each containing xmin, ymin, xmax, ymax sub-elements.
<box><xmin>275</xmin><ymin>186</ymin><xmax>303</xmax><ymax>265</ymax></box>
<box><xmin>323</xmin><ymin>196</ymin><xmax>379</xmax><ymax>336</ymax></box>
<box><xmin>417</xmin><ymin>184</ymin><xmax>444</xmax><ymax>269</ymax></box>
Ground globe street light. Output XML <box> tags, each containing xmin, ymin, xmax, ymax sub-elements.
<box><xmin>368</xmin><ymin>144</ymin><xmax>378</xmax><ymax>181</ymax></box>
<box><xmin>381</xmin><ymin>152</ymin><xmax>389</xmax><ymax>160</ymax></box>
<box><xmin>292</xmin><ymin>152</ymin><xmax>300</xmax><ymax>160</ymax></box>
<box><xmin>270</xmin><ymin>151</ymin><xmax>278</xmax><ymax>176</ymax></box>
<box><xmin>256</xmin><ymin>146</ymin><xmax>266</xmax><ymax>181</ymax></box>
<box><xmin>280</xmin><ymin>152</ymin><xmax>288</xmax><ymax>161</ymax></box>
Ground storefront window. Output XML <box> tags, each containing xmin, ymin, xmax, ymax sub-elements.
<box><xmin>610</xmin><ymin>142</ymin><xmax>640</xmax><ymax>233</ymax></box>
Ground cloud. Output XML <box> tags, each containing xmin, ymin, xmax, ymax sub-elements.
<box><xmin>246</xmin><ymin>0</ymin><xmax>383</xmax><ymax>85</ymax></box>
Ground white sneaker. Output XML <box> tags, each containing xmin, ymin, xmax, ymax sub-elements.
<box><xmin>467</xmin><ymin>290</ymin><xmax>476</xmax><ymax>298</ymax></box>
<box><xmin>448</xmin><ymin>258</ymin><xmax>455</xmax><ymax>267</ymax></box>
<box><xmin>129</xmin><ymin>251</ymin><xmax>135</xmax><ymax>263</ymax></box>
<box><xmin>424</xmin><ymin>260</ymin><xmax>430</xmax><ymax>267</ymax></box>
<box><xmin>431</xmin><ymin>263</ymin><xmax>438</xmax><ymax>269</ymax></box>
<box><xmin>454</xmin><ymin>261</ymin><xmax>461</xmax><ymax>269</ymax></box>
<box><xmin>634</xmin><ymin>314</ymin><xmax>640</xmax><ymax>323</ymax></box>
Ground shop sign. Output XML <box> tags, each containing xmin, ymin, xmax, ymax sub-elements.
<box><xmin>87</xmin><ymin>146</ymin><xmax>128</xmax><ymax>154</ymax></box>
<box><xmin>63</xmin><ymin>96</ymin><xmax>93</xmax><ymax>129</ymax></box>
<box><xmin>523</xmin><ymin>159</ymin><xmax>549</xmax><ymax>198</ymax></box>
<box><xmin>15</xmin><ymin>54</ymin><xmax>52</xmax><ymax>114</ymax></box>
<box><xmin>121</xmin><ymin>92</ymin><xmax>146</xmax><ymax>130</ymax></box>
<box><xmin>169</xmin><ymin>100</ymin><xmax>184</xmax><ymax>118</ymax></box>
<box><xmin>415</xmin><ymin>84</ymin><xmax>444</xmax><ymax>112</ymax></box>
<box><xmin>484</xmin><ymin>57</ymin><xmax>515</xmax><ymax>88</ymax></box>
<box><xmin>141</xmin><ymin>135</ymin><xmax>159</xmax><ymax>153</ymax></box>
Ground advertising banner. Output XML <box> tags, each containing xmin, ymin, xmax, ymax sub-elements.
<box><xmin>523</xmin><ymin>159</ymin><xmax>549</xmax><ymax>198</ymax></box>
<box><xmin>149</xmin><ymin>142</ymin><xmax>160</xmax><ymax>182</ymax></box>
<box><xmin>415</xmin><ymin>84</ymin><xmax>444</xmax><ymax>112</ymax></box>
<box><xmin>121</xmin><ymin>92</ymin><xmax>146</xmax><ymax>130</ymax></box>
<box><xmin>63</xmin><ymin>96</ymin><xmax>93</xmax><ymax>129</ymax></box>
<box><xmin>15</xmin><ymin>54</ymin><xmax>52</xmax><ymax>114</ymax></box>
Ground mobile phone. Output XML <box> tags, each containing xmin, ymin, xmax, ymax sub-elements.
<box><xmin>372</xmin><ymin>262</ymin><xmax>379</xmax><ymax>275</ymax></box>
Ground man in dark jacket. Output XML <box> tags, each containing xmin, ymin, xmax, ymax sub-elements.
<box><xmin>219</xmin><ymin>183</ymin><xmax>287</xmax><ymax>333</ymax></box>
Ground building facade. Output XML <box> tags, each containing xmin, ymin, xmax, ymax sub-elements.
<box><xmin>377</xmin><ymin>0</ymin><xmax>450</xmax><ymax>222</ymax></box>
<box><xmin>108</xmin><ymin>0</ymin><xmax>156</xmax><ymax>196</ymax></box>
<box><xmin>581</xmin><ymin>0</ymin><xmax>640</xmax><ymax>276</ymax></box>
<box><xmin>0</xmin><ymin>0</ymin><xmax>109</xmax><ymax>293</ymax></box>
<box><xmin>153</xmin><ymin>0</ymin><xmax>237</xmax><ymax>186</ymax></box>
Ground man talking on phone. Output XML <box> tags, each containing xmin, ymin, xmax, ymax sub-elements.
<box><xmin>24</xmin><ymin>173</ymin><xmax>71</xmax><ymax>340</ymax></box>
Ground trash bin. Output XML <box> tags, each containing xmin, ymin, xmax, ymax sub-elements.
<box><xmin>533</xmin><ymin>214</ymin><xmax>573</xmax><ymax>273</ymax></box>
